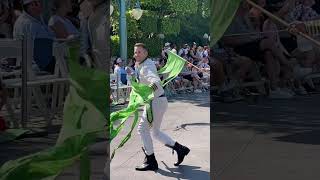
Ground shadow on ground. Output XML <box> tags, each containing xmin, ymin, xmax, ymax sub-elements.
<box><xmin>168</xmin><ymin>92</ymin><xmax>210</xmax><ymax>108</ymax></box>
<box><xmin>213</xmin><ymin>94</ymin><xmax>320</xmax><ymax>145</ymax></box>
<box><xmin>156</xmin><ymin>161</ymin><xmax>210</xmax><ymax>180</ymax></box>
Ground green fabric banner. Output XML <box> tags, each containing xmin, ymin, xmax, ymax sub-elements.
<box><xmin>211</xmin><ymin>0</ymin><xmax>241</xmax><ymax>45</ymax></box>
<box><xmin>158</xmin><ymin>51</ymin><xmax>186</xmax><ymax>86</ymax></box>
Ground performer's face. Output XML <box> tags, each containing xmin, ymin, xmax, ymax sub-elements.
<box><xmin>134</xmin><ymin>46</ymin><xmax>148</xmax><ymax>63</ymax></box>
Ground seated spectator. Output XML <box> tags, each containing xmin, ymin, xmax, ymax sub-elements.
<box><xmin>203</xmin><ymin>46</ymin><xmax>209</xmax><ymax>58</ymax></box>
<box><xmin>13</xmin><ymin>0</ymin><xmax>56</xmax><ymax>74</ymax></box>
<box><xmin>161</xmin><ymin>42</ymin><xmax>171</xmax><ymax>62</ymax></box>
<box><xmin>260</xmin><ymin>5</ymin><xmax>296</xmax><ymax>97</ymax></box>
<box><xmin>223</xmin><ymin>1</ymin><xmax>294</xmax><ymax>98</ymax></box>
<box><xmin>180</xmin><ymin>63</ymin><xmax>202</xmax><ymax>93</ymax></box>
<box><xmin>289</xmin><ymin>0</ymin><xmax>320</xmax><ymax>70</ymax></box>
<box><xmin>189</xmin><ymin>42</ymin><xmax>200</xmax><ymax>62</ymax></box>
<box><xmin>214</xmin><ymin>46</ymin><xmax>253</xmax><ymax>87</ymax></box>
<box><xmin>212</xmin><ymin>57</ymin><xmax>225</xmax><ymax>88</ymax></box>
<box><xmin>178</xmin><ymin>44</ymin><xmax>189</xmax><ymax>56</ymax></box>
<box><xmin>196</xmin><ymin>46</ymin><xmax>204</xmax><ymax>59</ymax></box>
<box><xmin>49</xmin><ymin>0</ymin><xmax>79</xmax><ymax>39</ymax></box>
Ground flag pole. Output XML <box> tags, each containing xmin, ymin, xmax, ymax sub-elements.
<box><xmin>245</xmin><ymin>0</ymin><xmax>320</xmax><ymax>47</ymax></box>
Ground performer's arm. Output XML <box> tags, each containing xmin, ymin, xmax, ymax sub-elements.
<box><xmin>141</xmin><ymin>62</ymin><xmax>162</xmax><ymax>93</ymax></box>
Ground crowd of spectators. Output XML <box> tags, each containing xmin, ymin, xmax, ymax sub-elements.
<box><xmin>111</xmin><ymin>42</ymin><xmax>210</xmax><ymax>98</ymax></box>
<box><xmin>212</xmin><ymin>0</ymin><xmax>320</xmax><ymax>101</ymax></box>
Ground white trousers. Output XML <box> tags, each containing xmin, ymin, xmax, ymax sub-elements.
<box><xmin>137</xmin><ymin>97</ymin><xmax>175</xmax><ymax>155</ymax></box>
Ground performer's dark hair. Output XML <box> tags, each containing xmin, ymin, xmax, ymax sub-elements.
<box><xmin>134</xmin><ymin>43</ymin><xmax>148</xmax><ymax>52</ymax></box>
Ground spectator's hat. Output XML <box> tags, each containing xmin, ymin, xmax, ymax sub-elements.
<box><xmin>116</xmin><ymin>58</ymin><xmax>122</xmax><ymax>63</ymax></box>
<box><xmin>23</xmin><ymin>0</ymin><xmax>38</xmax><ymax>5</ymax></box>
<box><xmin>164</xmin><ymin>42</ymin><xmax>170</xmax><ymax>47</ymax></box>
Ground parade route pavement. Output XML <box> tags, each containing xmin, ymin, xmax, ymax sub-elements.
<box><xmin>213</xmin><ymin>94</ymin><xmax>320</xmax><ymax>180</ymax></box>
<box><xmin>110</xmin><ymin>92</ymin><xmax>210</xmax><ymax>180</ymax></box>
<box><xmin>0</xmin><ymin>92</ymin><xmax>210</xmax><ymax>180</ymax></box>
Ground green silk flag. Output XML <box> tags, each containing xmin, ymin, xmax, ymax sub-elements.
<box><xmin>110</xmin><ymin>51</ymin><xmax>186</xmax><ymax>159</ymax></box>
<box><xmin>211</xmin><ymin>0</ymin><xmax>241</xmax><ymax>45</ymax></box>
<box><xmin>158</xmin><ymin>51</ymin><xmax>187</xmax><ymax>86</ymax></box>
<box><xmin>0</xmin><ymin>44</ymin><xmax>107</xmax><ymax>180</ymax></box>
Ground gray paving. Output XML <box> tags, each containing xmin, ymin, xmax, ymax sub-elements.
<box><xmin>213</xmin><ymin>94</ymin><xmax>320</xmax><ymax>180</ymax></box>
<box><xmin>0</xmin><ymin>92</ymin><xmax>210</xmax><ymax>180</ymax></box>
<box><xmin>110</xmin><ymin>93</ymin><xmax>210</xmax><ymax>180</ymax></box>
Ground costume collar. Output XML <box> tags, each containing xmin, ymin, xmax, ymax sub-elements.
<box><xmin>137</xmin><ymin>57</ymin><xmax>149</xmax><ymax>66</ymax></box>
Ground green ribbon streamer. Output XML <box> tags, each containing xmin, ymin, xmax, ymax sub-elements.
<box><xmin>0</xmin><ymin>43</ymin><xmax>107</xmax><ymax>180</ymax></box>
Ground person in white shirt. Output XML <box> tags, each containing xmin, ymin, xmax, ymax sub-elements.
<box><xmin>178</xmin><ymin>44</ymin><xmax>189</xmax><ymax>56</ymax></box>
<box><xmin>113</xmin><ymin>58</ymin><xmax>127</xmax><ymax>85</ymax></box>
<box><xmin>80</xmin><ymin>0</ymin><xmax>108</xmax><ymax>71</ymax></box>
<box><xmin>171</xmin><ymin>43</ymin><xmax>177</xmax><ymax>54</ymax></box>
<box><xmin>133</xmin><ymin>43</ymin><xmax>190</xmax><ymax>171</ymax></box>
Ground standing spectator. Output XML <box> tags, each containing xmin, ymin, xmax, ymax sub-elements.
<box><xmin>0</xmin><ymin>80</ymin><xmax>8</xmax><ymax>131</ymax></box>
<box><xmin>114</xmin><ymin>58</ymin><xmax>127</xmax><ymax>85</ymax></box>
<box><xmin>0</xmin><ymin>0</ymin><xmax>12</xmax><ymax>38</ymax></box>
<box><xmin>125</xmin><ymin>58</ymin><xmax>137</xmax><ymax>85</ymax></box>
<box><xmin>12</xmin><ymin>0</ymin><xmax>23</xmax><ymax>21</ymax></box>
<box><xmin>161</xmin><ymin>42</ymin><xmax>171</xmax><ymax>61</ymax></box>
<box><xmin>49</xmin><ymin>0</ymin><xmax>79</xmax><ymax>39</ymax></box>
<box><xmin>13</xmin><ymin>0</ymin><xmax>56</xmax><ymax>74</ymax></box>
<box><xmin>80</xmin><ymin>0</ymin><xmax>108</xmax><ymax>71</ymax></box>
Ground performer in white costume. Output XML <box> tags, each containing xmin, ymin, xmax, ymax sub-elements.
<box><xmin>133</xmin><ymin>43</ymin><xmax>190</xmax><ymax>171</ymax></box>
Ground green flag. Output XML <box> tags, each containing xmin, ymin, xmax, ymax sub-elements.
<box><xmin>158</xmin><ymin>51</ymin><xmax>186</xmax><ymax>86</ymax></box>
<box><xmin>0</xmin><ymin>44</ymin><xmax>107</xmax><ymax>180</ymax></box>
<box><xmin>211</xmin><ymin>0</ymin><xmax>241</xmax><ymax>45</ymax></box>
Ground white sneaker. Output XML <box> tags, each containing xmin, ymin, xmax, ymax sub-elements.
<box><xmin>194</xmin><ymin>89</ymin><xmax>202</xmax><ymax>93</ymax></box>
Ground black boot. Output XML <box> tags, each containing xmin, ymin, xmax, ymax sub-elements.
<box><xmin>135</xmin><ymin>148</ymin><xmax>158</xmax><ymax>171</ymax></box>
<box><xmin>166</xmin><ymin>142</ymin><xmax>190</xmax><ymax>166</ymax></box>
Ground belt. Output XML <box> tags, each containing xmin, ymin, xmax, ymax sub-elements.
<box><xmin>159</xmin><ymin>94</ymin><xmax>166</xmax><ymax>98</ymax></box>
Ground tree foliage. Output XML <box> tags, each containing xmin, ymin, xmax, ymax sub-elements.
<box><xmin>111</xmin><ymin>0</ymin><xmax>210</xmax><ymax>58</ymax></box>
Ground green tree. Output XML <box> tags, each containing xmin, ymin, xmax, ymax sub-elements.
<box><xmin>111</xmin><ymin>0</ymin><xmax>210</xmax><ymax>57</ymax></box>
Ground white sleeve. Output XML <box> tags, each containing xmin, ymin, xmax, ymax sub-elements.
<box><xmin>141</xmin><ymin>61</ymin><xmax>163</xmax><ymax>95</ymax></box>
